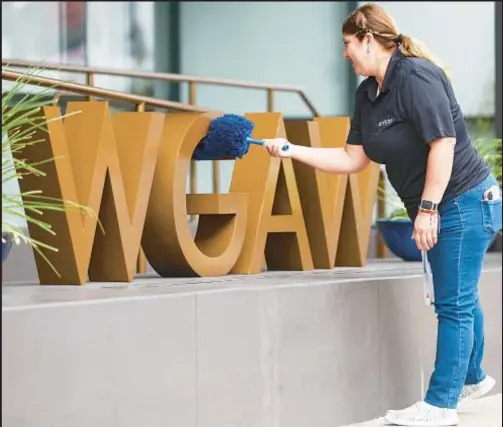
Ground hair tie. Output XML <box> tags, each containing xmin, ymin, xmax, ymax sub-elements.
<box><xmin>395</xmin><ymin>34</ymin><xmax>403</xmax><ymax>45</ymax></box>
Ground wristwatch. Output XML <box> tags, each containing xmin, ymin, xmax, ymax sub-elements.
<box><xmin>418</xmin><ymin>199</ymin><xmax>439</xmax><ymax>213</ymax></box>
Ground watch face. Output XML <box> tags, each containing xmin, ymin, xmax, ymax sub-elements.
<box><xmin>420</xmin><ymin>200</ymin><xmax>436</xmax><ymax>210</ymax></box>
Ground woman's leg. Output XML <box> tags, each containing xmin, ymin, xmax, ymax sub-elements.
<box><xmin>464</xmin><ymin>298</ymin><xmax>486</xmax><ymax>386</ymax></box>
<box><xmin>425</xmin><ymin>177</ymin><xmax>500</xmax><ymax>409</ymax></box>
<box><xmin>384</xmin><ymin>176</ymin><xmax>501</xmax><ymax>425</ymax></box>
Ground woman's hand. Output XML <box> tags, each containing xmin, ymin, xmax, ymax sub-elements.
<box><xmin>412</xmin><ymin>211</ymin><xmax>439</xmax><ymax>251</ymax></box>
<box><xmin>262</xmin><ymin>138</ymin><xmax>293</xmax><ymax>158</ymax></box>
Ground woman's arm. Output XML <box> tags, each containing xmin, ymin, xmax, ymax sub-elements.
<box><xmin>399</xmin><ymin>69</ymin><xmax>458</xmax><ymax>250</ymax></box>
<box><xmin>263</xmin><ymin>138</ymin><xmax>371</xmax><ymax>175</ymax></box>
<box><xmin>413</xmin><ymin>137</ymin><xmax>456</xmax><ymax>251</ymax></box>
<box><xmin>421</xmin><ymin>137</ymin><xmax>456</xmax><ymax>204</ymax></box>
<box><xmin>400</xmin><ymin>69</ymin><xmax>457</xmax><ymax>207</ymax></box>
<box><xmin>263</xmin><ymin>82</ymin><xmax>369</xmax><ymax>174</ymax></box>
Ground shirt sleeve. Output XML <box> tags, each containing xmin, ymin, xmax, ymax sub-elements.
<box><xmin>401</xmin><ymin>69</ymin><xmax>456</xmax><ymax>144</ymax></box>
<box><xmin>346</xmin><ymin>83</ymin><xmax>366</xmax><ymax>146</ymax></box>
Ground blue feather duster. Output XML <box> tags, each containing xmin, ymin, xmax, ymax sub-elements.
<box><xmin>193</xmin><ymin>114</ymin><xmax>287</xmax><ymax>161</ymax></box>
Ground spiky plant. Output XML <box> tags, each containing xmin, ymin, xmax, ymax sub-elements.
<box><xmin>473</xmin><ymin>137</ymin><xmax>502</xmax><ymax>189</ymax></box>
<box><xmin>2</xmin><ymin>66</ymin><xmax>99</xmax><ymax>276</ymax></box>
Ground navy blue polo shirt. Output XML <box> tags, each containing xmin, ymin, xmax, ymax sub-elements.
<box><xmin>347</xmin><ymin>48</ymin><xmax>490</xmax><ymax>218</ymax></box>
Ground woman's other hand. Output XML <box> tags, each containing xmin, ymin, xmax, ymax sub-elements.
<box><xmin>412</xmin><ymin>211</ymin><xmax>439</xmax><ymax>251</ymax></box>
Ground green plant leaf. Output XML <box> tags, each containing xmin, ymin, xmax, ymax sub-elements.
<box><xmin>2</xmin><ymin>65</ymin><xmax>103</xmax><ymax>277</ymax></box>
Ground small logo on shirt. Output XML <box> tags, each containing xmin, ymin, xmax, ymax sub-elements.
<box><xmin>378</xmin><ymin>118</ymin><xmax>394</xmax><ymax>127</ymax></box>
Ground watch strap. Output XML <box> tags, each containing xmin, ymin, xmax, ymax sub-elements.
<box><xmin>419</xmin><ymin>199</ymin><xmax>439</xmax><ymax>212</ymax></box>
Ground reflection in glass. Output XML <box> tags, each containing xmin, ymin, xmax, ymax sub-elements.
<box><xmin>87</xmin><ymin>2</ymin><xmax>154</xmax><ymax>95</ymax></box>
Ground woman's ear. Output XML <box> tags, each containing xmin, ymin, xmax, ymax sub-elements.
<box><xmin>364</xmin><ymin>33</ymin><xmax>375</xmax><ymax>54</ymax></box>
<box><xmin>364</xmin><ymin>33</ymin><xmax>375</xmax><ymax>47</ymax></box>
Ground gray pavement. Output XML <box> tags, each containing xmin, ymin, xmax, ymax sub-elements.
<box><xmin>343</xmin><ymin>394</ymin><xmax>502</xmax><ymax>427</ymax></box>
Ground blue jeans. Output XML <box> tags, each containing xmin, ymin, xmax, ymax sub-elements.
<box><xmin>422</xmin><ymin>174</ymin><xmax>502</xmax><ymax>409</ymax></box>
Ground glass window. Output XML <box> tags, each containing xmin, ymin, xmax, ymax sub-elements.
<box><xmin>2</xmin><ymin>2</ymin><xmax>61</xmax><ymax>62</ymax></box>
<box><xmin>2</xmin><ymin>1</ymin><xmax>155</xmax><ymax>92</ymax></box>
<box><xmin>86</xmin><ymin>2</ymin><xmax>154</xmax><ymax>95</ymax></box>
<box><xmin>2</xmin><ymin>1</ymin><xmax>87</xmax><ymax>86</ymax></box>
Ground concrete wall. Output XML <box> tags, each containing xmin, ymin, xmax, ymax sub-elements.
<box><xmin>2</xmin><ymin>266</ymin><xmax>501</xmax><ymax>427</ymax></box>
<box><xmin>373</xmin><ymin>1</ymin><xmax>495</xmax><ymax>117</ymax></box>
<box><xmin>180</xmin><ymin>1</ymin><xmax>354</xmax><ymax>117</ymax></box>
<box><xmin>180</xmin><ymin>1</ymin><xmax>497</xmax><ymax>118</ymax></box>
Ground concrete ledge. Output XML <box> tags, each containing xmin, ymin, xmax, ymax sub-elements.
<box><xmin>343</xmin><ymin>394</ymin><xmax>502</xmax><ymax>427</ymax></box>
<box><xmin>0</xmin><ymin>225</ymin><xmax>392</xmax><ymax>284</ymax></box>
<box><xmin>2</xmin><ymin>258</ymin><xmax>501</xmax><ymax>427</ymax></box>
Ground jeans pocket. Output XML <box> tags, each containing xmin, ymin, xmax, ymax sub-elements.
<box><xmin>481</xmin><ymin>199</ymin><xmax>503</xmax><ymax>234</ymax></box>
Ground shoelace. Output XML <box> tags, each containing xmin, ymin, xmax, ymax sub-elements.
<box><xmin>459</xmin><ymin>384</ymin><xmax>479</xmax><ymax>400</ymax></box>
<box><xmin>400</xmin><ymin>403</ymin><xmax>440</xmax><ymax>421</ymax></box>
<box><xmin>459</xmin><ymin>389</ymin><xmax>470</xmax><ymax>399</ymax></box>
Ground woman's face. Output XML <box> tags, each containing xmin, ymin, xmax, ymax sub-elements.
<box><xmin>343</xmin><ymin>33</ymin><xmax>373</xmax><ymax>77</ymax></box>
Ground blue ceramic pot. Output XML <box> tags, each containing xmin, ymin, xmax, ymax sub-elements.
<box><xmin>376</xmin><ymin>219</ymin><xmax>421</xmax><ymax>262</ymax></box>
<box><xmin>2</xmin><ymin>232</ymin><xmax>13</xmax><ymax>263</ymax></box>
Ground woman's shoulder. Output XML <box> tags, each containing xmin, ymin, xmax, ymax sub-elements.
<box><xmin>396</xmin><ymin>56</ymin><xmax>446</xmax><ymax>81</ymax></box>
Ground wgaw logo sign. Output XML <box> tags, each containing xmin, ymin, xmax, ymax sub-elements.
<box><xmin>15</xmin><ymin>102</ymin><xmax>379</xmax><ymax>285</ymax></box>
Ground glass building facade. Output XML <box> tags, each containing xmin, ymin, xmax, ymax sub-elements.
<box><xmin>2</xmin><ymin>1</ymin><xmax>155</xmax><ymax>92</ymax></box>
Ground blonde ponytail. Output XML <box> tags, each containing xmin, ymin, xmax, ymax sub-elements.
<box><xmin>398</xmin><ymin>35</ymin><xmax>451</xmax><ymax>79</ymax></box>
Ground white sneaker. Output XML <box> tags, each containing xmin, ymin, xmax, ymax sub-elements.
<box><xmin>458</xmin><ymin>375</ymin><xmax>496</xmax><ymax>409</ymax></box>
<box><xmin>384</xmin><ymin>401</ymin><xmax>459</xmax><ymax>426</ymax></box>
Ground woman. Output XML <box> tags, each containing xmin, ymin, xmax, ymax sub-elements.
<box><xmin>263</xmin><ymin>3</ymin><xmax>501</xmax><ymax>427</ymax></box>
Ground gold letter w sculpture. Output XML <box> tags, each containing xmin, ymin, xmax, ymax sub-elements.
<box><xmin>14</xmin><ymin>102</ymin><xmax>164</xmax><ymax>285</ymax></box>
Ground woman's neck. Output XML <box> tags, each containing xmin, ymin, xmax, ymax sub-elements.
<box><xmin>375</xmin><ymin>52</ymin><xmax>393</xmax><ymax>88</ymax></box>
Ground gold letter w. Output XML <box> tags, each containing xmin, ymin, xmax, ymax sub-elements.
<box><xmin>15</xmin><ymin>102</ymin><xmax>164</xmax><ymax>285</ymax></box>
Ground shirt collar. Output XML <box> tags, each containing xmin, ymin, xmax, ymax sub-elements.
<box><xmin>366</xmin><ymin>47</ymin><xmax>402</xmax><ymax>101</ymax></box>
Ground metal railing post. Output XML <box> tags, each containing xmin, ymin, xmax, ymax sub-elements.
<box><xmin>87</xmin><ymin>72</ymin><xmax>95</xmax><ymax>101</ymax></box>
<box><xmin>135</xmin><ymin>102</ymin><xmax>148</xmax><ymax>275</ymax></box>
<box><xmin>267</xmin><ymin>88</ymin><xmax>274</xmax><ymax>112</ymax></box>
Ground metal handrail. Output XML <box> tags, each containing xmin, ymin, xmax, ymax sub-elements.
<box><xmin>2</xmin><ymin>69</ymin><xmax>208</xmax><ymax>113</ymax></box>
<box><xmin>2</xmin><ymin>59</ymin><xmax>320</xmax><ymax>117</ymax></box>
